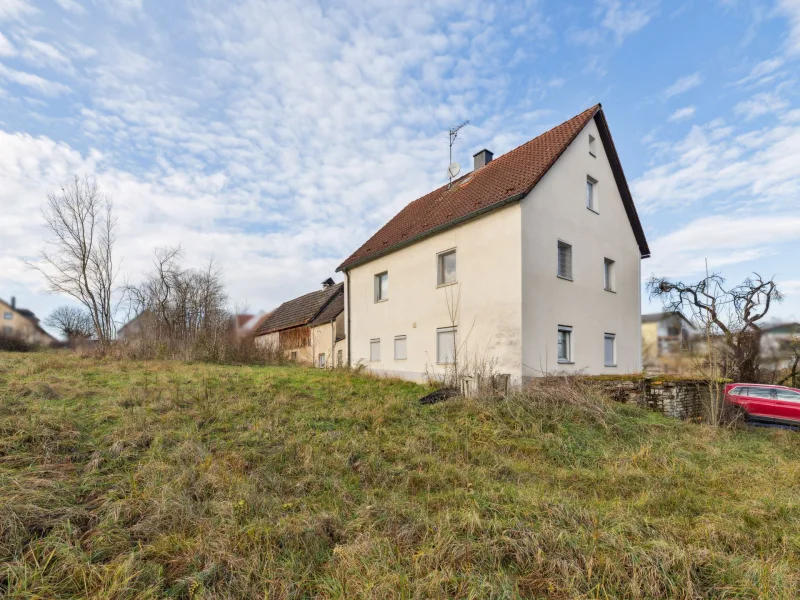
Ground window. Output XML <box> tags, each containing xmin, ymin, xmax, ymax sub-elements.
<box><xmin>604</xmin><ymin>258</ymin><xmax>615</xmax><ymax>292</ymax></box>
<box><xmin>589</xmin><ymin>134</ymin><xmax>597</xmax><ymax>157</ymax></box>
<box><xmin>557</xmin><ymin>326</ymin><xmax>572</xmax><ymax>363</ymax></box>
<box><xmin>337</xmin><ymin>349</ymin><xmax>343</xmax><ymax>367</ymax></box>
<box><xmin>748</xmin><ymin>387</ymin><xmax>773</xmax><ymax>399</ymax></box>
<box><xmin>318</xmin><ymin>353</ymin><xmax>326</xmax><ymax>368</ymax></box>
<box><xmin>436</xmin><ymin>327</ymin><xmax>456</xmax><ymax>364</ymax></box>
<box><xmin>437</xmin><ymin>249</ymin><xmax>457</xmax><ymax>286</ymax></box>
<box><xmin>3</xmin><ymin>325</ymin><xmax>11</xmax><ymax>335</ymax></box>
<box><xmin>394</xmin><ymin>335</ymin><xmax>407</xmax><ymax>360</ymax></box>
<box><xmin>604</xmin><ymin>333</ymin><xmax>616</xmax><ymax>367</ymax></box>
<box><xmin>776</xmin><ymin>388</ymin><xmax>800</xmax><ymax>402</ymax></box>
<box><xmin>729</xmin><ymin>386</ymin><xmax>744</xmax><ymax>396</ymax></box>
<box><xmin>3</xmin><ymin>312</ymin><xmax>11</xmax><ymax>320</ymax></box>
<box><xmin>586</xmin><ymin>176</ymin><xmax>598</xmax><ymax>212</ymax></box>
<box><xmin>370</xmin><ymin>338</ymin><xmax>381</xmax><ymax>361</ymax></box>
<box><xmin>290</xmin><ymin>351</ymin><xmax>297</xmax><ymax>361</ymax></box>
<box><xmin>557</xmin><ymin>241</ymin><xmax>572</xmax><ymax>280</ymax></box>
<box><xmin>374</xmin><ymin>272</ymin><xmax>388</xmax><ymax>302</ymax></box>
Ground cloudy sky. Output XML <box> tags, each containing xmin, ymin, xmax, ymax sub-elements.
<box><xmin>1</xmin><ymin>0</ymin><xmax>799</xmax><ymax>335</ymax></box>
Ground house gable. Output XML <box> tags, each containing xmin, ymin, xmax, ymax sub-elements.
<box><xmin>337</xmin><ymin>104</ymin><xmax>649</xmax><ymax>273</ymax></box>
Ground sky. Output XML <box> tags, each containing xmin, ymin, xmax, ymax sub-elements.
<box><xmin>1</xmin><ymin>0</ymin><xmax>799</xmax><ymax>337</ymax></box>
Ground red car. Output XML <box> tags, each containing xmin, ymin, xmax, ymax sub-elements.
<box><xmin>724</xmin><ymin>383</ymin><xmax>800</xmax><ymax>427</ymax></box>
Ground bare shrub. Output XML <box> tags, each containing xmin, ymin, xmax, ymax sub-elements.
<box><xmin>44</xmin><ymin>306</ymin><xmax>94</xmax><ymax>343</ymax></box>
<box><xmin>0</xmin><ymin>333</ymin><xmax>35</xmax><ymax>353</ymax></box>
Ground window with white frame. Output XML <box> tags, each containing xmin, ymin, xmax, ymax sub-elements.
<box><xmin>374</xmin><ymin>272</ymin><xmax>388</xmax><ymax>302</ymax></box>
<box><xmin>3</xmin><ymin>325</ymin><xmax>11</xmax><ymax>335</ymax></box>
<box><xmin>589</xmin><ymin>134</ymin><xmax>597</xmax><ymax>157</ymax></box>
<box><xmin>394</xmin><ymin>335</ymin><xmax>407</xmax><ymax>360</ymax></box>
<box><xmin>437</xmin><ymin>249</ymin><xmax>457</xmax><ymax>286</ymax></box>
<box><xmin>586</xmin><ymin>176</ymin><xmax>598</xmax><ymax>212</ymax></box>
<box><xmin>436</xmin><ymin>327</ymin><xmax>456</xmax><ymax>364</ymax></box>
<box><xmin>370</xmin><ymin>338</ymin><xmax>381</xmax><ymax>361</ymax></box>
<box><xmin>557</xmin><ymin>326</ymin><xmax>572</xmax><ymax>363</ymax></box>
<box><xmin>604</xmin><ymin>333</ymin><xmax>616</xmax><ymax>367</ymax></box>
<box><xmin>318</xmin><ymin>353</ymin><xmax>326</xmax><ymax>368</ymax></box>
<box><xmin>604</xmin><ymin>258</ymin><xmax>615</xmax><ymax>292</ymax></box>
<box><xmin>3</xmin><ymin>312</ymin><xmax>11</xmax><ymax>320</ymax></box>
<box><xmin>557</xmin><ymin>241</ymin><xmax>572</xmax><ymax>280</ymax></box>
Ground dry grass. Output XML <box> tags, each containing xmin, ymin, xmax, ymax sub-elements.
<box><xmin>1</xmin><ymin>351</ymin><xmax>799</xmax><ymax>599</ymax></box>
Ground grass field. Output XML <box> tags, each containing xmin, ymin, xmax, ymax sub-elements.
<box><xmin>1</xmin><ymin>352</ymin><xmax>799</xmax><ymax>599</ymax></box>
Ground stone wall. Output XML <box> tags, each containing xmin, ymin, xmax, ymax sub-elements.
<box><xmin>589</xmin><ymin>377</ymin><xmax>714</xmax><ymax>421</ymax></box>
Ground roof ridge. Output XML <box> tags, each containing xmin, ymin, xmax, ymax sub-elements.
<box><xmin>337</xmin><ymin>104</ymin><xmax>612</xmax><ymax>272</ymax></box>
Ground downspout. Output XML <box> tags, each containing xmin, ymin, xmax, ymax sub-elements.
<box><xmin>346</xmin><ymin>269</ymin><xmax>351</xmax><ymax>367</ymax></box>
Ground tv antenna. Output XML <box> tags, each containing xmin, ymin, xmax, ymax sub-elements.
<box><xmin>448</xmin><ymin>120</ymin><xmax>469</xmax><ymax>189</ymax></box>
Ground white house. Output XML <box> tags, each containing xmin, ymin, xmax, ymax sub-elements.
<box><xmin>336</xmin><ymin>104</ymin><xmax>650</xmax><ymax>382</ymax></box>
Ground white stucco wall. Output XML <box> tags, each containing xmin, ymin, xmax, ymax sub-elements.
<box><xmin>520</xmin><ymin>118</ymin><xmax>643</xmax><ymax>375</ymax></box>
<box><xmin>310</xmin><ymin>319</ymin><xmax>347</xmax><ymax>368</ymax></box>
<box><xmin>345</xmin><ymin>203</ymin><xmax>523</xmax><ymax>381</ymax></box>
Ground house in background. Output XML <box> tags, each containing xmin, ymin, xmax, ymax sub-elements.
<box><xmin>761</xmin><ymin>322</ymin><xmax>800</xmax><ymax>369</ymax></box>
<box><xmin>641</xmin><ymin>311</ymin><xmax>699</xmax><ymax>373</ymax></box>
<box><xmin>337</xmin><ymin>104</ymin><xmax>649</xmax><ymax>382</ymax></box>
<box><xmin>254</xmin><ymin>279</ymin><xmax>346</xmax><ymax>366</ymax></box>
<box><xmin>0</xmin><ymin>297</ymin><xmax>58</xmax><ymax>346</ymax></box>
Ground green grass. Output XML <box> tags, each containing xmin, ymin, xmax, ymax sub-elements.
<box><xmin>1</xmin><ymin>351</ymin><xmax>799</xmax><ymax>599</ymax></box>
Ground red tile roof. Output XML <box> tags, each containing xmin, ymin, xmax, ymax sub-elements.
<box><xmin>337</xmin><ymin>104</ymin><xmax>649</xmax><ymax>272</ymax></box>
<box><xmin>254</xmin><ymin>283</ymin><xmax>343</xmax><ymax>336</ymax></box>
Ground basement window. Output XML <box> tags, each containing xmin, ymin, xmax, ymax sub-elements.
<box><xmin>394</xmin><ymin>335</ymin><xmax>407</xmax><ymax>360</ymax></box>
<box><xmin>604</xmin><ymin>333</ymin><xmax>616</xmax><ymax>367</ymax></box>
<box><xmin>437</xmin><ymin>327</ymin><xmax>456</xmax><ymax>364</ymax></box>
<box><xmin>318</xmin><ymin>353</ymin><xmax>326</xmax><ymax>368</ymax></box>
<box><xmin>558</xmin><ymin>326</ymin><xmax>573</xmax><ymax>364</ymax></box>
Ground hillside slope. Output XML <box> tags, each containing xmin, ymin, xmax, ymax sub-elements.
<box><xmin>1</xmin><ymin>352</ymin><xmax>799</xmax><ymax>599</ymax></box>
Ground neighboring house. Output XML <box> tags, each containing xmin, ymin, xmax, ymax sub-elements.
<box><xmin>641</xmin><ymin>311</ymin><xmax>699</xmax><ymax>373</ymax></box>
<box><xmin>0</xmin><ymin>296</ymin><xmax>58</xmax><ymax>346</ymax></box>
<box><xmin>117</xmin><ymin>310</ymin><xmax>153</xmax><ymax>340</ymax></box>
<box><xmin>254</xmin><ymin>279</ymin><xmax>346</xmax><ymax>366</ymax></box>
<box><xmin>336</xmin><ymin>104</ymin><xmax>650</xmax><ymax>382</ymax></box>
<box><xmin>761</xmin><ymin>322</ymin><xmax>800</xmax><ymax>369</ymax></box>
<box><xmin>232</xmin><ymin>312</ymin><xmax>272</xmax><ymax>339</ymax></box>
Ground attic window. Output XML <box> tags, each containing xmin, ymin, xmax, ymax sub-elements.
<box><xmin>589</xmin><ymin>135</ymin><xmax>597</xmax><ymax>157</ymax></box>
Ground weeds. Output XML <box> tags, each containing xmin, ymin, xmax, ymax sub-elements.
<box><xmin>1</xmin><ymin>352</ymin><xmax>799</xmax><ymax>598</ymax></box>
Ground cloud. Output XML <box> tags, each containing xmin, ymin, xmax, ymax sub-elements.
<box><xmin>0</xmin><ymin>32</ymin><xmax>14</xmax><ymax>56</ymax></box>
<box><xmin>570</xmin><ymin>0</ymin><xmax>659</xmax><ymax>46</ymax></box>
<box><xmin>662</xmin><ymin>72</ymin><xmax>702</xmax><ymax>99</ymax></box>
<box><xmin>54</xmin><ymin>0</ymin><xmax>85</xmax><ymax>14</ymax></box>
<box><xmin>735</xmin><ymin>56</ymin><xmax>785</xmax><ymax>86</ymax></box>
<box><xmin>646</xmin><ymin>215</ymin><xmax>800</xmax><ymax>277</ymax></box>
<box><xmin>734</xmin><ymin>91</ymin><xmax>789</xmax><ymax>119</ymax></box>
<box><xmin>633</xmin><ymin>109</ymin><xmax>800</xmax><ymax>211</ymax></box>
<box><xmin>0</xmin><ymin>63</ymin><xmax>71</xmax><ymax>96</ymax></box>
<box><xmin>600</xmin><ymin>0</ymin><xmax>659</xmax><ymax>42</ymax></box>
<box><xmin>668</xmin><ymin>106</ymin><xmax>696</xmax><ymax>122</ymax></box>
<box><xmin>0</xmin><ymin>0</ymin><xmax>35</xmax><ymax>21</ymax></box>
<box><xmin>777</xmin><ymin>0</ymin><xmax>800</xmax><ymax>55</ymax></box>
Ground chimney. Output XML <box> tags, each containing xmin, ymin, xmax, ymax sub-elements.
<box><xmin>321</xmin><ymin>277</ymin><xmax>335</xmax><ymax>289</ymax></box>
<box><xmin>473</xmin><ymin>148</ymin><xmax>493</xmax><ymax>170</ymax></box>
<box><xmin>10</xmin><ymin>296</ymin><xmax>15</xmax><ymax>310</ymax></box>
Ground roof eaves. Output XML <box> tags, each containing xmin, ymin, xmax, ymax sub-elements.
<box><xmin>337</xmin><ymin>191</ymin><xmax>526</xmax><ymax>272</ymax></box>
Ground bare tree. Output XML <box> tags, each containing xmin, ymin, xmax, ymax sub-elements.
<box><xmin>123</xmin><ymin>247</ymin><xmax>230</xmax><ymax>360</ymax></box>
<box><xmin>29</xmin><ymin>177</ymin><xmax>117</xmax><ymax>349</ymax></box>
<box><xmin>648</xmin><ymin>272</ymin><xmax>782</xmax><ymax>383</ymax></box>
<box><xmin>45</xmin><ymin>306</ymin><xmax>95</xmax><ymax>341</ymax></box>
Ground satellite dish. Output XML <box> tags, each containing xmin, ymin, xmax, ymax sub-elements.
<box><xmin>447</xmin><ymin>162</ymin><xmax>461</xmax><ymax>178</ymax></box>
